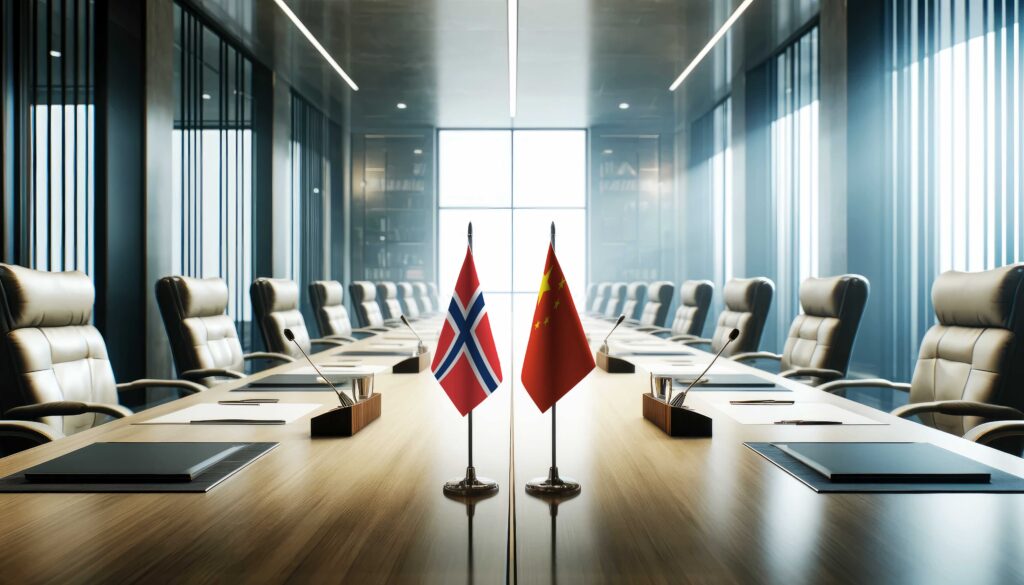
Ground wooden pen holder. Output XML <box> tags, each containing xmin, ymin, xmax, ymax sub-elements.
<box><xmin>392</xmin><ymin>350</ymin><xmax>432</xmax><ymax>374</ymax></box>
<box><xmin>311</xmin><ymin>393</ymin><xmax>382</xmax><ymax>437</ymax></box>
<box><xmin>596</xmin><ymin>348</ymin><xmax>635</xmax><ymax>373</ymax></box>
<box><xmin>642</xmin><ymin>393</ymin><xmax>712</xmax><ymax>437</ymax></box>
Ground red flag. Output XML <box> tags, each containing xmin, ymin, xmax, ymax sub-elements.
<box><xmin>520</xmin><ymin>244</ymin><xmax>595</xmax><ymax>412</ymax></box>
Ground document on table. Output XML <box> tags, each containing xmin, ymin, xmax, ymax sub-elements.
<box><xmin>710</xmin><ymin>402</ymin><xmax>886</xmax><ymax>425</ymax></box>
<box><xmin>291</xmin><ymin>364</ymin><xmax>387</xmax><ymax>376</ymax></box>
<box><xmin>138</xmin><ymin>403</ymin><xmax>322</xmax><ymax>425</ymax></box>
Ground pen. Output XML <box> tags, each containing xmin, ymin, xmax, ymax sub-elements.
<box><xmin>730</xmin><ymin>399</ymin><xmax>795</xmax><ymax>405</ymax></box>
<box><xmin>774</xmin><ymin>420</ymin><xmax>843</xmax><ymax>425</ymax></box>
<box><xmin>190</xmin><ymin>419</ymin><xmax>286</xmax><ymax>425</ymax></box>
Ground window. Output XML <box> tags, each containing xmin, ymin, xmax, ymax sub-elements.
<box><xmin>890</xmin><ymin>0</ymin><xmax>1022</xmax><ymax>374</ymax></box>
<box><xmin>172</xmin><ymin>3</ymin><xmax>255</xmax><ymax>340</ymax></box>
<box><xmin>438</xmin><ymin>130</ymin><xmax>587</xmax><ymax>368</ymax></box>
<box><xmin>689</xmin><ymin>98</ymin><xmax>733</xmax><ymax>313</ymax></box>
<box><xmin>770</xmin><ymin>26</ymin><xmax>819</xmax><ymax>349</ymax></box>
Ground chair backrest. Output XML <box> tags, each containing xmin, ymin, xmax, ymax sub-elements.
<box><xmin>909</xmin><ymin>265</ymin><xmax>1024</xmax><ymax>436</ymax></box>
<box><xmin>0</xmin><ymin>264</ymin><xmax>117</xmax><ymax>435</ymax></box>
<box><xmin>376</xmin><ymin>282</ymin><xmax>403</xmax><ymax>320</ymax></box>
<box><xmin>639</xmin><ymin>281</ymin><xmax>675</xmax><ymax>327</ymax></box>
<box><xmin>585</xmin><ymin>283</ymin><xmax>598</xmax><ymax>310</ymax></box>
<box><xmin>604</xmin><ymin>282</ymin><xmax>628</xmax><ymax>318</ymax></box>
<box><xmin>309</xmin><ymin>280</ymin><xmax>353</xmax><ymax>338</ymax></box>
<box><xmin>590</xmin><ymin>283</ymin><xmax>611</xmax><ymax>314</ymax></box>
<box><xmin>621</xmin><ymin>282</ymin><xmax>647</xmax><ymax>321</ymax></box>
<box><xmin>780</xmin><ymin>275</ymin><xmax>870</xmax><ymax>376</ymax></box>
<box><xmin>711</xmin><ymin>277</ymin><xmax>774</xmax><ymax>355</ymax></box>
<box><xmin>396</xmin><ymin>282</ymin><xmax>420</xmax><ymax>319</ymax></box>
<box><xmin>671</xmin><ymin>280</ymin><xmax>714</xmax><ymax>336</ymax></box>
<box><xmin>412</xmin><ymin>282</ymin><xmax>433</xmax><ymax>313</ymax></box>
<box><xmin>349</xmin><ymin>281</ymin><xmax>385</xmax><ymax>328</ymax></box>
<box><xmin>250</xmin><ymin>278</ymin><xmax>311</xmax><ymax>358</ymax></box>
<box><xmin>427</xmin><ymin>283</ymin><xmax>440</xmax><ymax>312</ymax></box>
<box><xmin>156</xmin><ymin>276</ymin><xmax>245</xmax><ymax>377</ymax></box>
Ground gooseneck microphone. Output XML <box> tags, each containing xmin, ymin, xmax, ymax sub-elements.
<box><xmin>670</xmin><ymin>328</ymin><xmax>740</xmax><ymax>407</ymax></box>
<box><xmin>599</xmin><ymin>314</ymin><xmax>627</xmax><ymax>354</ymax></box>
<box><xmin>400</xmin><ymin>315</ymin><xmax>428</xmax><ymax>355</ymax></box>
<box><xmin>284</xmin><ymin>328</ymin><xmax>354</xmax><ymax>407</ymax></box>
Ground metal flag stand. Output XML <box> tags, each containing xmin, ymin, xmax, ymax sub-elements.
<box><xmin>444</xmin><ymin>222</ymin><xmax>500</xmax><ymax>497</ymax></box>
<box><xmin>525</xmin><ymin>222</ymin><xmax>581</xmax><ymax>497</ymax></box>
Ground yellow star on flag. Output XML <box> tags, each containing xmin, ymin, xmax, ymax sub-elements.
<box><xmin>536</xmin><ymin>268</ymin><xmax>552</xmax><ymax>305</ymax></box>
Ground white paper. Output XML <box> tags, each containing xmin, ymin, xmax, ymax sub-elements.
<box><xmin>610</xmin><ymin>343</ymin><xmax>694</xmax><ymax>356</ymax></box>
<box><xmin>710</xmin><ymin>402</ymin><xmax>886</xmax><ymax>425</ymax></box>
<box><xmin>139</xmin><ymin>403</ymin><xmax>322</xmax><ymax>425</ymax></box>
<box><xmin>291</xmin><ymin>364</ymin><xmax>386</xmax><ymax>376</ymax></box>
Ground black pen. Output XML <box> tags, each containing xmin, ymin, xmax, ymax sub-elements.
<box><xmin>774</xmin><ymin>419</ymin><xmax>843</xmax><ymax>425</ymax></box>
<box><xmin>731</xmin><ymin>399</ymin><xmax>795</xmax><ymax>405</ymax></box>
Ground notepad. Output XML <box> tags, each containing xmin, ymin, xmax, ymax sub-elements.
<box><xmin>138</xmin><ymin>403</ymin><xmax>321</xmax><ymax>425</ymax></box>
<box><xmin>712</xmin><ymin>402</ymin><xmax>883</xmax><ymax>425</ymax></box>
<box><xmin>247</xmin><ymin>372</ymin><xmax>377</xmax><ymax>387</ymax></box>
<box><xmin>674</xmin><ymin>373</ymin><xmax>776</xmax><ymax>388</ymax></box>
<box><xmin>774</xmin><ymin>442</ymin><xmax>992</xmax><ymax>483</ymax></box>
<box><xmin>22</xmin><ymin>442</ymin><xmax>245</xmax><ymax>483</ymax></box>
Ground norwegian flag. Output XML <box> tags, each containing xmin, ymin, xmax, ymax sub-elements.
<box><xmin>431</xmin><ymin>246</ymin><xmax>503</xmax><ymax>415</ymax></box>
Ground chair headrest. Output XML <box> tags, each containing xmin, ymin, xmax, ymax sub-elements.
<box><xmin>625</xmin><ymin>282</ymin><xmax>646</xmax><ymax>300</ymax></box>
<box><xmin>723</xmin><ymin>277</ymin><xmax>773</xmax><ymax>312</ymax></box>
<box><xmin>647</xmin><ymin>281</ymin><xmax>674</xmax><ymax>304</ymax></box>
<box><xmin>799</xmin><ymin>275</ymin><xmax>868</xmax><ymax>318</ymax></box>
<box><xmin>596</xmin><ymin>283</ymin><xmax>611</xmax><ymax>294</ymax></box>
<box><xmin>169</xmin><ymin>276</ymin><xmax>228</xmax><ymax>319</ymax></box>
<box><xmin>378</xmin><ymin>282</ymin><xmax>398</xmax><ymax>299</ymax></box>
<box><xmin>311</xmin><ymin>280</ymin><xmax>344</xmax><ymax>306</ymax></box>
<box><xmin>609</xmin><ymin>282</ymin><xmax>626</xmax><ymax>296</ymax></box>
<box><xmin>932</xmin><ymin>265</ymin><xmax>1024</xmax><ymax>329</ymax></box>
<box><xmin>397</xmin><ymin>282</ymin><xmax>414</xmax><ymax>296</ymax></box>
<box><xmin>254</xmin><ymin>278</ymin><xmax>299</xmax><ymax>312</ymax></box>
<box><xmin>0</xmin><ymin>264</ymin><xmax>94</xmax><ymax>329</ymax></box>
<box><xmin>413</xmin><ymin>282</ymin><xmax>428</xmax><ymax>296</ymax></box>
<box><xmin>680</xmin><ymin>280</ymin><xmax>714</xmax><ymax>306</ymax></box>
<box><xmin>351</xmin><ymin>281</ymin><xmax>377</xmax><ymax>302</ymax></box>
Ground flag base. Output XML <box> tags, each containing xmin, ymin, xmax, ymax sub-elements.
<box><xmin>443</xmin><ymin>466</ymin><xmax>499</xmax><ymax>496</ymax></box>
<box><xmin>525</xmin><ymin>466</ymin><xmax>581</xmax><ymax>496</ymax></box>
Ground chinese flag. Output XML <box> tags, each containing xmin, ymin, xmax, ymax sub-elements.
<box><xmin>521</xmin><ymin>244</ymin><xmax>595</xmax><ymax>413</ymax></box>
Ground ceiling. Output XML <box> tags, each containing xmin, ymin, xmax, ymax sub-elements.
<box><xmin>190</xmin><ymin>0</ymin><xmax>818</xmax><ymax>131</ymax></box>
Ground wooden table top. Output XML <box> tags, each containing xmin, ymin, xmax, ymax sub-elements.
<box><xmin>0</xmin><ymin>316</ymin><xmax>1022</xmax><ymax>584</ymax></box>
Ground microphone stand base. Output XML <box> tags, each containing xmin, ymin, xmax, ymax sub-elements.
<box><xmin>596</xmin><ymin>349</ymin><xmax>635</xmax><ymax>374</ymax></box>
<box><xmin>642</xmin><ymin>393</ymin><xmax>712</xmax><ymax>437</ymax></box>
<box><xmin>443</xmin><ymin>466</ymin><xmax>499</xmax><ymax>497</ymax></box>
<box><xmin>310</xmin><ymin>393</ymin><xmax>382</xmax><ymax>437</ymax></box>
<box><xmin>392</xmin><ymin>350</ymin><xmax>432</xmax><ymax>374</ymax></box>
<box><xmin>525</xmin><ymin>467</ymin><xmax>581</xmax><ymax>497</ymax></box>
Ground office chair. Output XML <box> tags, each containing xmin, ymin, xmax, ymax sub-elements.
<box><xmin>821</xmin><ymin>265</ymin><xmax>1024</xmax><ymax>453</ymax></box>
<box><xmin>585</xmin><ymin>283</ymin><xmax>598</xmax><ymax>310</ymax></box>
<box><xmin>250</xmin><ymin>278</ymin><xmax>346</xmax><ymax>359</ymax></box>
<box><xmin>630</xmin><ymin>281</ymin><xmax>675</xmax><ymax>328</ymax></box>
<box><xmin>0</xmin><ymin>264</ymin><xmax>204</xmax><ymax>451</ymax></box>
<box><xmin>732</xmin><ymin>274</ymin><xmax>869</xmax><ymax>386</ymax></box>
<box><xmin>679</xmin><ymin>277</ymin><xmax>774</xmax><ymax>357</ymax></box>
<box><xmin>412</xmin><ymin>282</ymin><xmax>434</xmax><ymax>315</ymax></box>
<box><xmin>427</xmin><ymin>283</ymin><xmax>441</xmax><ymax>314</ymax></box>
<box><xmin>396</xmin><ymin>282</ymin><xmax>420</xmax><ymax>320</ymax></box>
<box><xmin>157</xmin><ymin>276</ymin><xmax>294</xmax><ymax>387</ymax></box>
<box><xmin>588</xmin><ymin>282</ymin><xmax>611</xmax><ymax>316</ymax></box>
<box><xmin>349</xmin><ymin>281</ymin><xmax>393</xmax><ymax>329</ymax></box>
<box><xmin>620</xmin><ymin>282</ymin><xmax>648</xmax><ymax>321</ymax></box>
<box><xmin>376</xmin><ymin>282</ymin><xmax>405</xmax><ymax>320</ymax></box>
<box><xmin>604</xmin><ymin>282</ymin><xmax>628</xmax><ymax>319</ymax></box>
<box><xmin>641</xmin><ymin>280</ymin><xmax>714</xmax><ymax>339</ymax></box>
<box><xmin>309</xmin><ymin>280</ymin><xmax>383</xmax><ymax>341</ymax></box>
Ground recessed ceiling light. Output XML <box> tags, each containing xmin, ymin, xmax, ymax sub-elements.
<box><xmin>669</xmin><ymin>0</ymin><xmax>755</xmax><ymax>91</ymax></box>
<box><xmin>603</xmin><ymin>149</ymin><xmax>614</xmax><ymax>155</ymax></box>
<box><xmin>396</xmin><ymin>102</ymin><xmax>407</xmax><ymax>110</ymax></box>
<box><xmin>201</xmin><ymin>93</ymin><xmax>212</xmax><ymax>100</ymax></box>
<box><xmin>49</xmin><ymin>50</ymin><xmax>61</xmax><ymax>58</ymax></box>
<box><xmin>413</xmin><ymin>149</ymin><xmax>423</xmax><ymax>155</ymax></box>
<box><xmin>272</xmin><ymin>0</ymin><xmax>359</xmax><ymax>91</ymax></box>
<box><xmin>618</xmin><ymin>102</ymin><xmax>630</xmax><ymax>110</ymax></box>
<box><xmin>508</xmin><ymin>0</ymin><xmax>518</xmax><ymax>118</ymax></box>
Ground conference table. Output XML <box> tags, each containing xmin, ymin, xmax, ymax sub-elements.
<box><xmin>0</xmin><ymin>314</ymin><xmax>1022</xmax><ymax>584</ymax></box>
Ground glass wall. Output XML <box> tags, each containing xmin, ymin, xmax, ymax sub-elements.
<box><xmin>689</xmin><ymin>98</ymin><xmax>733</xmax><ymax>315</ymax></box>
<box><xmin>438</xmin><ymin>130</ymin><xmax>587</xmax><ymax>368</ymax></box>
<box><xmin>890</xmin><ymin>0</ymin><xmax>1022</xmax><ymax>376</ymax></box>
<box><xmin>171</xmin><ymin>3</ymin><xmax>255</xmax><ymax>342</ymax></box>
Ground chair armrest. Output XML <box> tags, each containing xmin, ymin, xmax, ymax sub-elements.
<box><xmin>243</xmin><ymin>352</ymin><xmax>296</xmax><ymax>364</ymax></box>
<box><xmin>6</xmin><ymin>401</ymin><xmax>134</xmax><ymax>420</ymax></box>
<box><xmin>117</xmin><ymin>378</ymin><xmax>207</xmax><ymax>395</ymax></box>
<box><xmin>180</xmin><ymin>368</ymin><xmax>247</xmax><ymax>383</ymax></box>
<box><xmin>323</xmin><ymin>335</ymin><xmax>358</xmax><ymax>343</ymax></box>
<box><xmin>677</xmin><ymin>338</ymin><xmax>712</xmax><ymax>347</ymax></box>
<box><xmin>311</xmin><ymin>338</ymin><xmax>348</xmax><ymax>348</ymax></box>
<box><xmin>731</xmin><ymin>351</ymin><xmax>783</xmax><ymax>363</ymax></box>
<box><xmin>0</xmin><ymin>420</ymin><xmax>63</xmax><ymax>447</ymax></box>
<box><xmin>891</xmin><ymin>400</ymin><xmax>1024</xmax><ymax>421</ymax></box>
<box><xmin>963</xmin><ymin>420</ymin><xmax>1024</xmax><ymax>446</ymax></box>
<box><xmin>818</xmin><ymin>378</ymin><xmax>911</xmax><ymax>395</ymax></box>
<box><xmin>778</xmin><ymin>367</ymin><xmax>846</xmax><ymax>384</ymax></box>
<box><xmin>354</xmin><ymin>327</ymin><xmax>388</xmax><ymax>334</ymax></box>
<box><xmin>635</xmin><ymin>326</ymin><xmax>669</xmax><ymax>334</ymax></box>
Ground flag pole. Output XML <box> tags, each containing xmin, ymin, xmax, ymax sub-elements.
<box><xmin>444</xmin><ymin>222</ymin><xmax>499</xmax><ymax>497</ymax></box>
<box><xmin>525</xmin><ymin>222</ymin><xmax>581</xmax><ymax>497</ymax></box>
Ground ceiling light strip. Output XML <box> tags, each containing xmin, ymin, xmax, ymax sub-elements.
<box><xmin>272</xmin><ymin>0</ymin><xmax>359</xmax><ymax>91</ymax></box>
<box><xmin>668</xmin><ymin>0</ymin><xmax>755</xmax><ymax>91</ymax></box>
<box><xmin>508</xmin><ymin>0</ymin><xmax>518</xmax><ymax>118</ymax></box>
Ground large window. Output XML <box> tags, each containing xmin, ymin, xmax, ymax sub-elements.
<box><xmin>438</xmin><ymin>130</ymin><xmax>587</xmax><ymax>368</ymax></box>
<box><xmin>689</xmin><ymin>98</ymin><xmax>733</xmax><ymax>314</ymax></box>
<box><xmin>770</xmin><ymin>26</ymin><xmax>819</xmax><ymax>349</ymax></box>
<box><xmin>171</xmin><ymin>3</ymin><xmax>254</xmax><ymax>341</ymax></box>
<box><xmin>890</xmin><ymin>0</ymin><xmax>1022</xmax><ymax>374</ymax></box>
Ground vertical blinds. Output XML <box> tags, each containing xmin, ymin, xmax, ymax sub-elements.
<box><xmin>290</xmin><ymin>92</ymin><xmax>331</xmax><ymax>325</ymax></box>
<box><xmin>890</xmin><ymin>0</ymin><xmax>1022</xmax><ymax>375</ymax></box>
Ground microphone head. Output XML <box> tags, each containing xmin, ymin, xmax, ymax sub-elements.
<box><xmin>615</xmin><ymin>314</ymin><xmax>626</xmax><ymax>326</ymax></box>
<box><xmin>400</xmin><ymin>315</ymin><xmax>410</xmax><ymax>327</ymax></box>
<box><xmin>728</xmin><ymin>328</ymin><xmax>740</xmax><ymax>341</ymax></box>
<box><xmin>284</xmin><ymin>328</ymin><xmax>295</xmax><ymax>342</ymax></box>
